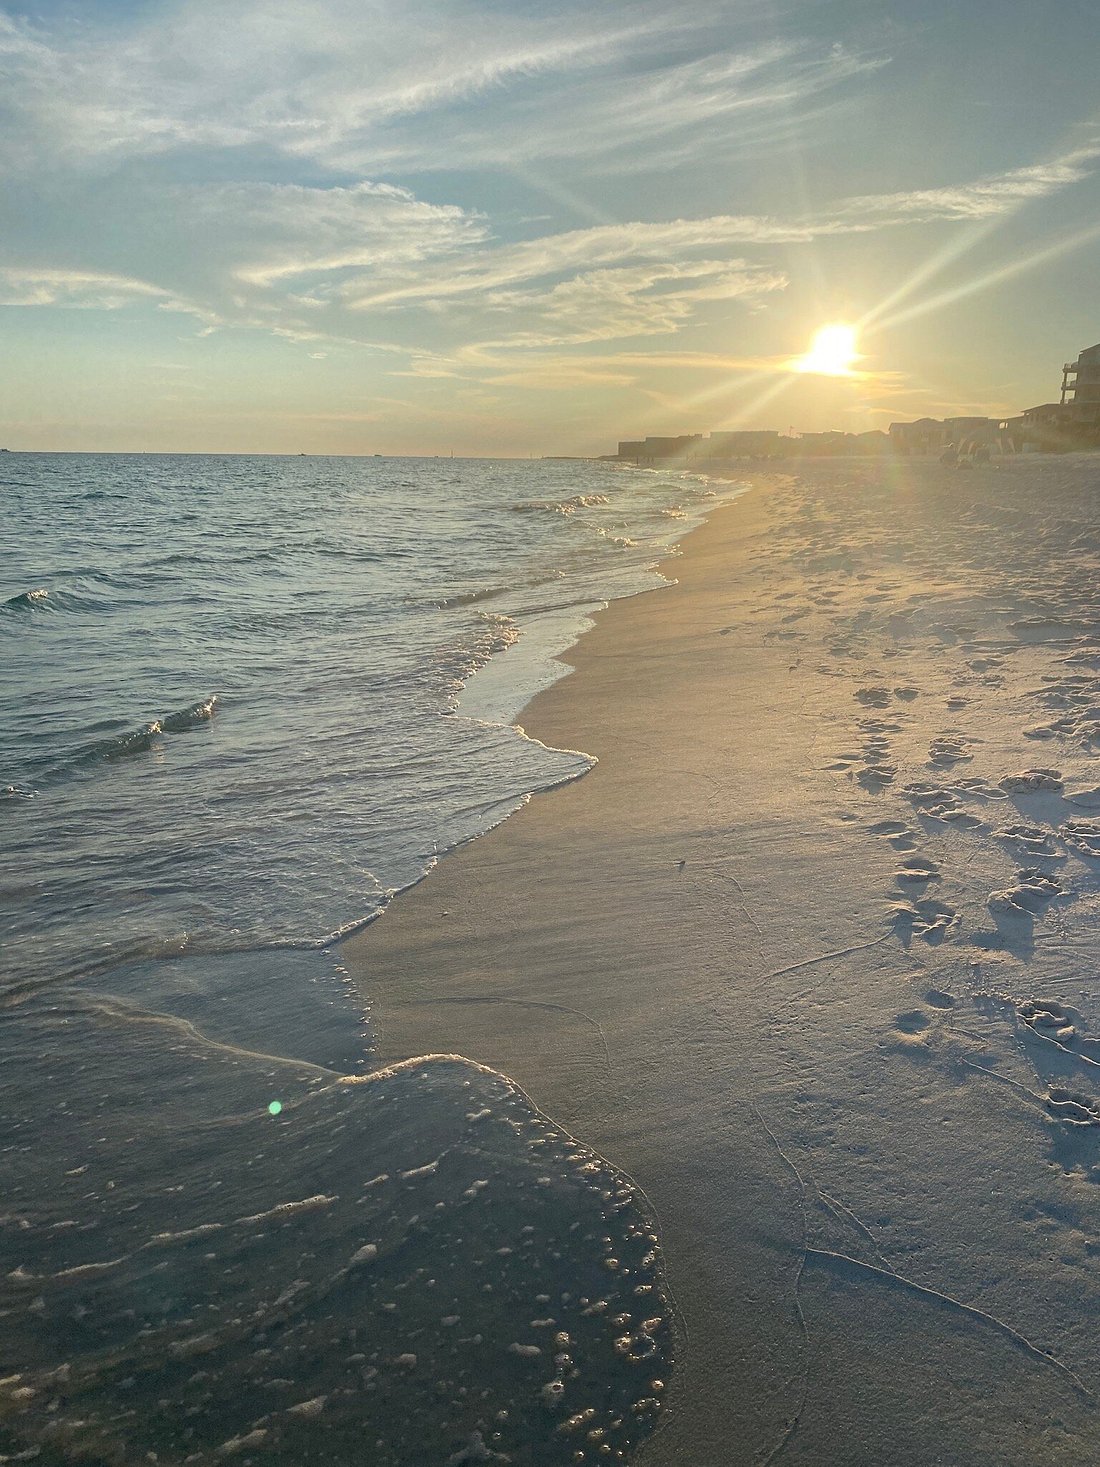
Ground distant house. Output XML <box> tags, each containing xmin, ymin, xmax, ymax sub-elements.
<box><xmin>943</xmin><ymin>417</ymin><xmax>999</xmax><ymax>453</ymax></box>
<box><xmin>997</xmin><ymin>415</ymin><xmax>1029</xmax><ymax>453</ymax></box>
<box><xmin>888</xmin><ymin>418</ymin><xmax>946</xmax><ymax>455</ymax></box>
<box><xmin>615</xmin><ymin>347</ymin><xmax>1100</xmax><ymax>464</ymax></box>
<box><xmin>854</xmin><ymin>430</ymin><xmax>891</xmax><ymax>453</ymax></box>
<box><xmin>705</xmin><ymin>430</ymin><xmax>782</xmax><ymax>459</ymax></box>
<box><xmin>1019</xmin><ymin>401</ymin><xmax>1100</xmax><ymax>451</ymax></box>
<box><xmin>617</xmin><ymin>440</ymin><xmax>646</xmax><ymax>460</ymax></box>
<box><xmin>618</xmin><ymin>434</ymin><xmax>704</xmax><ymax>465</ymax></box>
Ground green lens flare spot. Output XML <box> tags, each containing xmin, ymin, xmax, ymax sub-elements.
<box><xmin>268</xmin><ymin>1100</ymin><xmax>283</xmax><ymax>1116</ymax></box>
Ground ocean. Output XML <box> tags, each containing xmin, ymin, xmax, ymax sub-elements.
<box><xmin>1</xmin><ymin>453</ymin><xmax>741</xmax><ymax>1464</ymax></box>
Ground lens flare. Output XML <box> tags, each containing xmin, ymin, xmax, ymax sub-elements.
<box><xmin>796</xmin><ymin>324</ymin><xmax>859</xmax><ymax>377</ymax></box>
<box><xmin>267</xmin><ymin>1100</ymin><xmax>283</xmax><ymax>1116</ymax></box>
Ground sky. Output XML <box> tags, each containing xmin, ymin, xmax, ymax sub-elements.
<box><xmin>1</xmin><ymin>0</ymin><xmax>1099</xmax><ymax>455</ymax></box>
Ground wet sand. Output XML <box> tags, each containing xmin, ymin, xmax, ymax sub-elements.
<box><xmin>346</xmin><ymin>457</ymin><xmax>1100</xmax><ymax>1464</ymax></box>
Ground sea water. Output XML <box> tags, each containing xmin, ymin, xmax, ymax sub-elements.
<box><xmin>0</xmin><ymin>453</ymin><xmax>738</xmax><ymax>1463</ymax></box>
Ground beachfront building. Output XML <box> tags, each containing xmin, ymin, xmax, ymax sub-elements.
<box><xmin>1018</xmin><ymin>401</ymin><xmax>1094</xmax><ymax>451</ymax></box>
<box><xmin>997</xmin><ymin>415</ymin><xmax>1029</xmax><ymax>452</ymax></box>
<box><xmin>1061</xmin><ymin>342</ymin><xmax>1100</xmax><ymax>406</ymax></box>
<box><xmin>619</xmin><ymin>428</ymin><xmax>888</xmax><ymax>463</ymax></box>
<box><xmin>618</xmin><ymin>434</ymin><xmax>704</xmax><ymax>465</ymax></box>
<box><xmin>1016</xmin><ymin>343</ymin><xmax>1100</xmax><ymax>449</ymax></box>
<box><xmin>943</xmin><ymin>417</ymin><xmax>999</xmax><ymax>453</ymax></box>
<box><xmin>888</xmin><ymin>418</ymin><xmax>947</xmax><ymax>455</ymax></box>
<box><xmin>705</xmin><ymin>430</ymin><xmax>783</xmax><ymax>459</ymax></box>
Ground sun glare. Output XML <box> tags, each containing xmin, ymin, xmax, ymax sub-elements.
<box><xmin>796</xmin><ymin>323</ymin><xmax>860</xmax><ymax>377</ymax></box>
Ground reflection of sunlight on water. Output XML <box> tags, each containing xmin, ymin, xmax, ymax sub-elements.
<box><xmin>0</xmin><ymin>995</ymin><xmax>672</xmax><ymax>1466</ymax></box>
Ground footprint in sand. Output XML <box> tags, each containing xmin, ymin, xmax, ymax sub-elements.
<box><xmin>895</xmin><ymin>856</ymin><xmax>940</xmax><ymax>885</ymax></box>
<box><xmin>856</xmin><ymin>686</ymin><xmax>891</xmax><ymax>708</ymax></box>
<box><xmin>924</xmin><ymin>988</ymin><xmax>956</xmax><ymax>1010</ymax></box>
<box><xmin>902</xmin><ymin>783</ymin><xmax>984</xmax><ymax>829</ymax></box>
<box><xmin>1011</xmin><ymin>616</ymin><xmax>1093</xmax><ymax>643</ymax></box>
<box><xmin>855</xmin><ymin>685</ymin><xmax>919</xmax><ymax>708</ymax></box>
<box><xmin>985</xmin><ymin>995</ymin><xmax>1100</xmax><ymax>1064</ymax></box>
<box><xmin>993</xmin><ymin>823</ymin><xmax>1062</xmax><ymax>859</ymax></box>
<box><xmin>1021</xmin><ymin>999</ymin><xmax>1079</xmax><ymax>1042</ymax></box>
<box><xmin>928</xmin><ymin>734</ymin><xmax>973</xmax><ymax>768</ymax></box>
<box><xmin>1045</xmin><ymin>1089</ymin><xmax>1100</xmax><ymax>1129</ymax></box>
<box><xmin>988</xmin><ymin>869</ymin><xmax>1063</xmax><ymax>917</ymax></box>
<box><xmin>1022</xmin><ymin>722</ymin><xmax>1061</xmax><ymax>741</ymax></box>
<box><xmin>857</xmin><ymin>763</ymin><xmax>896</xmax><ymax>791</ymax></box>
<box><xmin>953</xmin><ymin>776</ymin><xmax>1004</xmax><ymax>802</ymax></box>
<box><xmin>884</xmin><ymin>1007</ymin><xmax>939</xmax><ymax>1051</ymax></box>
<box><xmin>999</xmin><ymin>767</ymin><xmax>1065</xmax><ymax>794</ymax></box>
<box><xmin>891</xmin><ymin>896</ymin><xmax>958</xmax><ymax>945</ymax></box>
<box><xmin>866</xmin><ymin>819</ymin><xmax>918</xmax><ymax>852</ymax></box>
<box><xmin>830</xmin><ymin>722</ymin><xmax>898</xmax><ymax>790</ymax></box>
<box><xmin>829</xmin><ymin>752</ymin><xmax>896</xmax><ymax>789</ymax></box>
<box><xmin>1029</xmin><ymin>674</ymin><xmax>1098</xmax><ymax>714</ymax></box>
<box><xmin>895</xmin><ymin>1009</ymin><xmax>931</xmax><ymax>1034</ymax></box>
<box><xmin>862</xmin><ymin>734</ymin><xmax>892</xmax><ymax>756</ymax></box>
<box><xmin>1060</xmin><ymin>820</ymin><xmax>1100</xmax><ymax>859</ymax></box>
<box><xmin>827</xmin><ymin>749</ymin><xmax>864</xmax><ymax>769</ymax></box>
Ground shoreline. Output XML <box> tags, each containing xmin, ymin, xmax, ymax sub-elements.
<box><xmin>345</xmin><ymin>456</ymin><xmax>1100</xmax><ymax>1463</ymax></box>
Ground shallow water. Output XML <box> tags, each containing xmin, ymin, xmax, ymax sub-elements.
<box><xmin>0</xmin><ymin>994</ymin><xmax>670</xmax><ymax>1466</ymax></box>
<box><xmin>2</xmin><ymin>455</ymin><xmax>734</xmax><ymax>998</ymax></box>
<box><xmin>0</xmin><ymin>453</ymin><xmax>735</xmax><ymax>1461</ymax></box>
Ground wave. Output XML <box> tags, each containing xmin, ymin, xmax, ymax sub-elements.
<box><xmin>509</xmin><ymin>493</ymin><xmax>611</xmax><ymax>515</ymax></box>
<box><xmin>595</xmin><ymin>528</ymin><xmax>638</xmax><ymax>548</ymax></box>
<box><xmin>79</xmin><ymin>696</ymin><xmax>219</xmax><ymax>765</ymax></box>
<box><xmin>4</xmin><ymin>587</ymin><xmax>50</xmax><ymax>611</ymax></box>
<box><xmin>433</xmin><ymin>585</ymin><xmax>509</xmax><ymax>609</ymax></box>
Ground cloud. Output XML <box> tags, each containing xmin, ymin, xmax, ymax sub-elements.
<box><xmin>473</xmin><ymin>259</ymin><xmax>788</xmax><ymax>349</ymax></box>
<box><xmin>0</xmin><ymin>177</ymin><xmax>487</xmax><ymax>344</ymax></box>
<box><xmin>340</xmin><ymin>215</ymin><xmax>854</xmax><ymax>315</ymax></box>
<box><xmin>0</xmin><ymin>2</ymin><xmax>881</xmax><ymax>178</ymax></box>
<box><xmin>840</xmin><ymin>143</ymin><xmax>1100</xmax><ymax>222</ymax></box>
<box><xmin>337</xmin><ymin>142</ymin><xmax>1100</xmax><ymax>319</ymax></box>
<box><xmin>0</xmin><ymin>266</ymin><xmax>199</xmax><ymax>315</ymax></box>
<box><xmin>184</xmin><ymin>181</ymin><xmax>487</xmax><ymax>287</ymax></box>
<box><xmin>0</xmin><ymin>2</ymin><xmax>664</xmax><ymax>172</ymax></box>
<box><xmin>3</xmin><ymin>137</ymin><xmax>1097</xmax><ymax>367</ymax></box>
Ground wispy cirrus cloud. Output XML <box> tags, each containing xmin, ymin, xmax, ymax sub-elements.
<box><xmin>0</xmin><ymin>266</ymin><xmax>210</xmax><ymax>321</ymax></box>
<box><xmin>337</xmin><ymin>141</ymin><xmax>1100</xmax><ymax>321</ymax></box>
<box><xmin>0</xmin><ymin>4</ymin><xmax>607</xmax><ymax>160</ymax></box>
<box><xmin>0</xmin><ymin>2</ymin><xmax>881</xmax><ymax>178</ymax></box>
<box><xmin>474</xmin><ymin>260</ymin><xmax>788</xmax><ymax>349</ymax></box>
<box><xmin>839</xmin><ymin>143</ymin><xmax>1100</xmax><ymax>222</ymax></box>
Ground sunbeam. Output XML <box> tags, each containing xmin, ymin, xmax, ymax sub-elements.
<box><xmin>875</xmin><ymin>217</ymin><xmax>1100</xmax><ymax>333</ymax></box>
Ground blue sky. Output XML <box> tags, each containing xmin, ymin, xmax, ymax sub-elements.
<box><xmin>1</xmin><ymin>0</ymin><xmax>1098</xmax><ymax>453</ymax></box>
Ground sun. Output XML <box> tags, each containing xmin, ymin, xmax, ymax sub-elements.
<box><xmin>796</xmin><ymin>323</ymin><xmax>860</xmax><ymax>377</ymax></box>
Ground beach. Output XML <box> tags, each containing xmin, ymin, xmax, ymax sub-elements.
<box><xmin>347</xmin><ymin>455</ymin><xmax>1100</xmax><ymax>1464</ymax></box>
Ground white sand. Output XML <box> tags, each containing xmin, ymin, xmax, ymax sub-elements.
<box><xmin>347</xmin><ymin>454</ymin><xmax>1100</xmax><ymax>1464</ymax></box>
